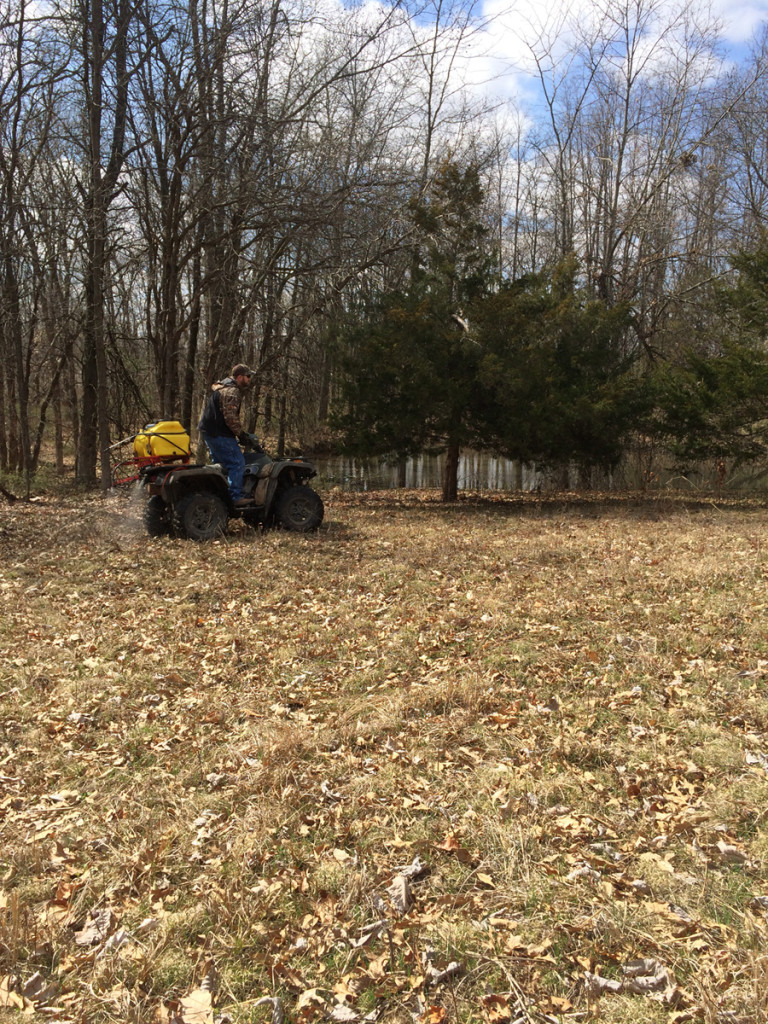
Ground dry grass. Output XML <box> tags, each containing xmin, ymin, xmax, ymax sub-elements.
<box><xmin>1</xmin><ymin>488</ymin><xmax>768</xmax><ymax>1023</ymax></box>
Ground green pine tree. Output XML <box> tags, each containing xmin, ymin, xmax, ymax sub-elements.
<box><xmin>333</xmin><ymin>162</ymin><xmax>495</xmax><ymax>500</ymax></box>
<box><xmin>476</xmin><ymin>260</ymin><xmax>639</xmax><ymax>484</ymax></box>
<box><xmin>647</xmin><ymin>238</ymin><xmax>768</xmax><ymax>471</ymax></box>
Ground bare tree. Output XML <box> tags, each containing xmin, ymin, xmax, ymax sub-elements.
<box><xmin>69</xmin><ymin>0</ymin><xmax>138</xmax><ymax>486</ymax></box>
<box><xmin>0</xmin><ymin>0</ymin><xmax>69</xmax><ymax>489</ymax></box>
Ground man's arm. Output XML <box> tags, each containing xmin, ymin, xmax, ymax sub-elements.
<box><xmin>219</xmin><ymin>387</ymin><xmax>244</xmax><ymax>436</ymax></box>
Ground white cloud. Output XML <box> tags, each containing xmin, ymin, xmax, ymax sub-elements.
<box><xmin>716</xmin><ymin>0</ymin><xmax>767</xmax><ymax>43</ymax></box>
<box><xmin>442</xmin><ymin>0</ymin><xmax>765</xmax><ymax>114</ymax></box>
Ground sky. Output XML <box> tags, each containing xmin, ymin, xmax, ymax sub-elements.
<box><xmin>717</xmin><ymin>0</ymin><xmax>768</xmax><ymax>43</ymax></box>
<box><xmin>464</xmin><ymin>0</ymin><xmax>768</xmax><ymax>105</ymax></box>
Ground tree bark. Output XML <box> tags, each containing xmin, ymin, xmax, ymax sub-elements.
<box><xmin>442</xmin><ymin>442</ymin><xmax>459</xmax><ymax>501</ymax></box>
<box><xmin>77</xmin><ymin>0</ymin><xmax>132</xmax><ymax>489</ymax></box>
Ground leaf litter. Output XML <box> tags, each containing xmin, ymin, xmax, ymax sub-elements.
<box><xmin>1</xmin><ymin>490</ymin><xmax>768</xmax><ymax>1022</ymax></box>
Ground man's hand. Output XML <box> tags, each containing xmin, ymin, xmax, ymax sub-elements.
<box><xmin>239</xmin><ymin>432</ymin><xmax>263</xmax><ymax>450</ymax></box>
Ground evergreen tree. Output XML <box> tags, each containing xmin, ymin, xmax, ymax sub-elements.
<box><xmin>476</xmin><ymin>260</ymin><xmax>640</xmax><ymax>483</ymax></box>
<box><xmin>334</xmin><ymin>162</ymin><xmax>495</xmax><ymax>500</ymax></box>
<box><xmin>647</xmin><ymin>240</ymin><xmax>768</xmax><ymax>469</ymax></box>
<box><xmin>335</xmin><ymin>159</ymin><xmax>642</xmax><ymax>496</ymax></box>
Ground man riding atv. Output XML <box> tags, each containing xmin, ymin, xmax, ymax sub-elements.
<box><xmin>110</xmin><ymin>366</ymin><xmax>323</xmax><ymax>539</ymax></box>
<box><xmin>198</xmin><ymin>364</ymin><xmax>262</xmax><ymax>506</ymax></box>
<box><xmin>136</xmin><ymin>426</ymin><xmax>324</xmax><ymax>540</ymax></box>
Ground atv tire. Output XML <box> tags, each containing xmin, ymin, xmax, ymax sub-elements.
<box><xmin>275</xmin><ymin>484</ymin><xmax>324</xmax><ymax>532</ymax></box>
<box><xmin>172</xmin><ymin>491</ymin><xmax>228</xmax><ymax>541</ymax></box>
<box><xmin>143</xmin><ymin>495</ymin><xmax>172</xmax><ymax>537</ymax></box>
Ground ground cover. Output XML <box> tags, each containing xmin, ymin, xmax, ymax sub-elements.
<box><xmin>1</xmin><ymin>489</ymin><xmax>768</xmax><ymax>1024</ymax></box>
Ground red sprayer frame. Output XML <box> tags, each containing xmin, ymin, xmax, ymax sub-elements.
<box><xmin>109</xmin><ymin>436</ymin><xmax>191</xmax><ymax>486</ymax></box>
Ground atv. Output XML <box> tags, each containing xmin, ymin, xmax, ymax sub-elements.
<box><xmin>112</xmin><ymin>421</ymin><xmax>324</xmax><ymax>540</ymax></box>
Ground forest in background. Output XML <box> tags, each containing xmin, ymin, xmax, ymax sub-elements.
<box><xmin>1</xmin><ymin>0</ymin><xmax>768</xmax><ymax>494</ymax></box>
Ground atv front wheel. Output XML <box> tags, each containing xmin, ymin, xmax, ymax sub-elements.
<box><xmin>143</xmin><ymin>495</ymin><xmax>172</xmax><ymax>537</ymax></box>
<box><xmin>172</xmin><ymin>492</ymin><xmax>228</xmax><ymax>541</ymax></box>
<box><xmin>275</xmin><ymin>484</ymin><xmax>324</xmax><ymax>532</ymax></box>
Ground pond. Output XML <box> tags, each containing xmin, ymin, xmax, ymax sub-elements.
<box><xmin>312</xmin><ymin>451</ymin><xmax>539</xmax><ymax>492</ymax></box>
<box><xmin>310</xmin><ymin>451</ymin><xmax>750</xmax><ymax>494</ymax></box>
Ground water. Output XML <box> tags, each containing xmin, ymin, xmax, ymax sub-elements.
<box><xmin>311</xmin><ymin>451</ymin><xmax>765</xmax><ymax>494</ymax></box>
<box><xmin>313</xmin><ymin>452</ymin><xmax>539</xmax><ymax>492</ymax></box>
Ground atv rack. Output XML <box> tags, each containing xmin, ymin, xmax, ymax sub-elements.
<box><xmin>109</xmin><ymin>422</ymin><xmax>192</xmax><ymax>486</ymax></box>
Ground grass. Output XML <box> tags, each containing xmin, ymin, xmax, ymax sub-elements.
<box><xmin>1</xmin><ymin>487</ymin><xmax>768</xmax><ymax>1023</ymax></box>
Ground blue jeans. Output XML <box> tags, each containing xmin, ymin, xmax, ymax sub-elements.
<box><xmin>202</xmin><ymin>434</ymin><xmax>245</xmax><ymax>501</ymax></box>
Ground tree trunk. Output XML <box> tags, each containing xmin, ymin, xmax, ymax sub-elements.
<box><xmin>66</xmin><ymin>353</ymin><xmax>79</xmax><ymax>470</ymax></box>
<box><xmin>4</xmin><ymin>346</ymin><xmax>20</xmax><ymax>471</ymax></box>
<box><xmin>181</xmin><ymin>245</ymin><xmax>203</xmax><ymax>431</ymax></box>
<box><xmin>0</xmin><ymin>343</ymin><xmax>7</xmax><ymax>471</ymax></box>
<box><xmin>442</xmin><ymin>442</ymin><xmax>459</xmax><ymax>501</ymax></box>
<box><xmin>77</xmin><ymin>0</ymin><xmax>131</xmax><ymax>489</ymax></box>
<box><xmin>277</xmin><ymin>394</ymin><xmax>287</xmax><ymax>457</ymax></box>
<box><xmin>4</xmin><ymin>267</ymin><xmax>30</xmax><ymax>489</ymax></box>
<box><xmin>53</xmin><ymin>381</ymin><xmax>64</xmax><ymax>474</ymax></box>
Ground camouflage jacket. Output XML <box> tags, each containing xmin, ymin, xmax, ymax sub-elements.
<box><xmin>198</xmin><ymin>377</ymin><xmax>244</xmax><ymax>438</ymax></box>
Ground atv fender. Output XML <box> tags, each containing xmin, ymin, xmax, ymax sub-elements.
<box><xmin>259</xmin><ymin>460</ymin><xmax>317</xmax><ymax>521</ymax></box>
<box><xmin>147</xmin><ymin>464</ymin><xmax>233</xmax><ymax>509</ymax></box>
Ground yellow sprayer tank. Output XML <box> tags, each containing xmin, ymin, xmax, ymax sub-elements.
<box><xmin>133</xmin><ymin>421</ymin><xmax>191</xmax><ymax>459</ymax></box>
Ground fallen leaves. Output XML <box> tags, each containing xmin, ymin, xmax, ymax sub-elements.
<box><xmin>0</xmin><ymin>972</ymin><xmax>60</xmax><ymax>1013</ymax></box>
<box><xmin>2</xmin><ymin>492</ymin><xmax>768</xmax><ymax>1023</ymax></box>
<box><xmin>177</xmin><ymin>987</ymin><xmax>214</xmax><ymax>1024</ymax></box>
<box><xmin>74</xmin><ymin>907</ymin><xmax>115</xmax><ymax>946</ymax></box>
<box><xmin>386</xmin><ymin>873</ymin><xmax>414</xmax><ymax>915</ymax></box>
<box><xmin>584</xmin><ymin>957</ymin><xmax>694</xmax><ymax>1010</ymax></box>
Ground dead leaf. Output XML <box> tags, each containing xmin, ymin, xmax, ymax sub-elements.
<box><xmin>0</xmin><ymin>975</ymin><xmax>24</xmax><ymax>1010</ymax></box>
<box><xmin>179</xmin><ymin>987</ymin><xmax>213</xmax><ymax>1024</ymax></box>
<box><xmin>253</xmin><ymin>997</ymin><xmax>284</xmax><ymax>1024</ymax></box>
<box><xmin>104</xmin><ymin>983</ymin><xmax>132</xmax><ymax>1012</ymax></box>
<box><xmin>386</xmin><ymin>874</ymin><xmax>413</xmax><ymax>915</ymax></box>
<box><xmin>366</xmin><ymin>955</ymin><xmax>388</xmax><ymax>980</ymax></box>
<box><xmin>295</xmin><ymin>988</ymin><xmax>334</xmax><ymax>1020</ymax></box>
<box><xmin>480</xmin><ymin>994</ymin><xmax>511</xmax><ymax>1022</ymax></box>
<box><xmin>74</xmin><ymin>907</ymin><xmax>115</xmax><ymax>946</ymax></box>
<box><xmin>422</xmin><ymin>1006</ymin><xmax>446</xmax><ymax>1024</ymax></box>
<box><xmin>426</xmin><ymin>961</ymin><xmax>462</xmax><ymax>986</ymax></box>
<box><xmin>713</xmin><ymin>841</ymin><xmax>748</xmax><ymax>865</ymax></box>
<box><xmin>639</xmin><ymin>851</ymin><xmax>675</xmax><ymax>874</ymax></box>
<box><xmin>435</xmin><ymin>834</ymin><xmax>460</xmax><ymax>852</ymax></box>
<box><xmin>22</xmin><ymin>972</ymin><xmax>59</xmax><ymax>1005</ymax></box>
<box><xmin>544</xmin><ymin>995</ymin><xmax>574</xmax><ymax>1012</ymax></box>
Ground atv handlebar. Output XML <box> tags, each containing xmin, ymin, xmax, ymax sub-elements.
<box><xmin>238</xmin><ymin>432</ymin><xmax>264</xmax><ymax>452</ymax></box>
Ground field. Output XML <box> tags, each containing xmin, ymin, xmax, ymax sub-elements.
<box><xmin>2</xmin><ymin>488</ymin><xmax>768</xmax><ymax>1024</ymax></box>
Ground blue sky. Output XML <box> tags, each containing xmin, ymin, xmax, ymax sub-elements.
<box><xmin>465</xmin><ymin>0</ymin><xmax>767</xmax><ymax>104</ymax></box>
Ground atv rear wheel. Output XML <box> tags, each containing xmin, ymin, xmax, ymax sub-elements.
<box><xmin>143</xmin><ymin>495</ymin><xmax>172</xmax><ymax>537</ymax></box>
<box><xmin>275</xmin><ymin>484</ymin><xmax>324</xmax><ymax>532</ymax></box>
<box><xmin>172</xmin><ymin>491</ymin><xmax>228</xmax><ymax>541</ymax></box>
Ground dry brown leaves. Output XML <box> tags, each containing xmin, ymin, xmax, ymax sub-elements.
<box><xmin>1</xmin><ymin>489</ymin><xmax>768</xmax><ymax>1023</ymax></box>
